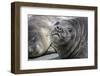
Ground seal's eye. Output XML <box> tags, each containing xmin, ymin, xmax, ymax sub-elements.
<box><xmin>68</xmin><ymin>28</ymin><xmax>72</xmax><ymax>32</ymax></box>
<box><xmin>55</xmin><ymin>21</ymin><xmax>60</xmax><ymax>25</ymax></box>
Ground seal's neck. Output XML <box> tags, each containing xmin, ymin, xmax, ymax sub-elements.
<box><xmin>53</xmin><ymin>43</ymin><xmax>71</xmax><ymax>58</ymax></box>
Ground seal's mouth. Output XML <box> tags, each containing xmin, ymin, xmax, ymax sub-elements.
<box><xmin>52</xmin><ymin>32</ymin><xmax>60</xmax><ymax>38</ymax></box>
<box><xmin>50</xmin><ymin>28</ymin><xmax>72</xmax><ymax>45</ymax></box>
<box><xmin>51</xmin><ymin>31</ymin><xmax>66</xmax><ymax>41</ymax></box>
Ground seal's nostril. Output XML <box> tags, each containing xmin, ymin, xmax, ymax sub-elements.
<box><xmin>59</xmin><ymin>28</ymin><xmax>62</xmax><ymax>30</ymax></box>
<box><xmin>57</xmin><ymin>26</ymin><xmax>59</xmax><ymax>29</ymax></box>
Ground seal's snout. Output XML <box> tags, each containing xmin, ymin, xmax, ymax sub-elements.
<box><xmin>54</xmin><ymin>21</ymin><xmax>63</xmax><ymax>33</ymax></box>
<box><xmin>55</xmin><ymin>26</ymin><xmax>63</xmax><ymax>33</ymax></box>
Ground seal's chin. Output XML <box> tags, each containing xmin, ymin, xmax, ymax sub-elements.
<box><xmin>52</xmin><ymin>33</ymin><xmax>61</xmax><ymax>41</ymax></box>
<box><xmin>51</xmin><ymin>31</ymin><xmax>71</xmax><ymax>45</ymax></box>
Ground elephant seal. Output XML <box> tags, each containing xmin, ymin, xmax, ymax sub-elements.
<box><xmin>28</xmin><ymin>15</ymin><xmax>88</xmax><ymax>59</ymax></box>
<box><xmin>28</xmin><ymin>15</ymin><xmax>52</xmax><ymax>58</ymax></box>
<box><xmin>50</xmin><ymin>17</ymin><xmax>88</xmax><ymax>59</ymax></box>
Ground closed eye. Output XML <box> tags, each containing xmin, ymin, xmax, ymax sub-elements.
<box><xmin>55</xmin><ymin>21</ymin><xmax>60</xmax><ymax>25</ymax></box>
<box><xmin>68</xmin><ymin>28</ymin><xmax>72</xmax><ymax>32</ymax></box>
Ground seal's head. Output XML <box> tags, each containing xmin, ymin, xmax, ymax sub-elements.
<box><xmin>50</xmin><ymin>18</ymin><xmax>88</xmax><ymax>59</ymax></box>
<box><xmin>50</xmin><ymin>20</ymin><xmax>76</xmax><ymax>46</ymax></box>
